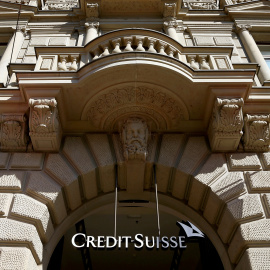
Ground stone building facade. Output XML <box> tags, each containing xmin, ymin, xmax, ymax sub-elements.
<box><xmin>0</xmin><ymin>0</ymin><xmax>270</xmax><ymax>269</ymax></box>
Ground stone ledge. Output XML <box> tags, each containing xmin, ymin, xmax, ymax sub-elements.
<box><xmin>0</xmin><ymin>153</ymin><xmax>10</xmax><ymax>169</ymax></box>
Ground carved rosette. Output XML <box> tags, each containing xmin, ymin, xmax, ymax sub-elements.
<box><xmin>121</xmin><ymin>118</ymin><xmax>149</xmax><ymax>161</ymax></box>
<box><xmin>243</xmin><ymin>114</ymin><xmax>270</xmax><ymax>152</ymax></box>
<box><xmin>29</xmin><ymin>98</ymin><xmax>62</xmax><ymax>152</ymax></box>
<box><xmin>208</xmin><ymin>98</ymin><xmax>244</xmax><ymax>152</ymax></box>
<box><xmin>0</xmin><ymin>113</ymin><xmax>28</xmax><ymax>151</ymax></box>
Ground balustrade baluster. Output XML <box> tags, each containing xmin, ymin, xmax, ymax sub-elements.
<box><xmin>124</xmin><ymin>38</ymin><xmax>133</xmax><ymax>52</ymax></box>
<box><xmin>147</xmin><ymin>38</ymin><xmax>157</xmax><ymax>53</ymax></box>
<box><xmin>187</xmin><ymin>55</ymin><xmax>200</xmax><ymax>70</ymax></box>
<box><xmin>199</xmin><ymin>55</ymin><xmax>210</xmax><ymax>70</ymax></box>
<box><xmin>112</xmin><ymin>38</ymin><xmax>122</xmax><ymax>54</ymax></box>
<box><xmin>70</xmin><ymin>55</ymin><xmax>79</xmax><ymax>71</ymax></box>
<box><xmin>58</xmin><ymin>55</ymin><xmax>68</xmax><ymax>71</ymax></box>
<box><xmin>135</xmin><ymin>37</ymin><xmax>145</xmax><ymax>52</ymax></box>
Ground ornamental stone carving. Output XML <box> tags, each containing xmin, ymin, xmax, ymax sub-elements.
<box><xmin>243</xmin><ymin>114</ymin><xmax>270</xmax><ymax>152</ymax></box>
<box><xmin>183</xmin><ymin>0</ymin><xmax>219</xmax><ymax>10</ymax></box>
<box><xmin>29</xmin><ymin>98</ymin><xmax>62</xmax><ymax>152</ymax></box>
<box><xmin>86</xmin><ymin>85</ymin><xmax>188</xmax><ymax>131</ymax></box>
<box><xmin>86</xmin><ymin>2</ymin><xmax>99</xmax><ymax>19</ymax></box>
<box><xmin>43</xmin><ymin>0</ymin><xmax>78</xmax><ymax>10</ymax></box>
<box><xmin>0</xmin><ymin>114</ymin><xmax>28</xmax><ymax>151</ymax></box>
<box><xmin>163</xmin><ymin>3</ymin><xmax>176</xmax><ymax>18</ymax></box>
<box><xmin>121</xmin><ymin>118</ymin><xmax>149</xmax><ymax>161</ymax></box>
<box><xmin>208</xmin><ymin>98</ymin><xmax>244</xmax><ymax>152</ymax></box>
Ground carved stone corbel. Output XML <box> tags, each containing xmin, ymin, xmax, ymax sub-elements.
<box><xmin>243</xmin><ymin>114</ymin><xmax>270</xmax><ymax>152</ymax></box>
<box><xmin>208</xmin><ymin>98</ymin><xmax>244</xmax><ymax>152</ymax></box>
<box><xmin>29</xmin><ymin>98</ymin><xmax>62</xmax><ymax>152</ymax></box>
<box><xmin>0</xmin><ymin>113</ymin><xmax>28</xmax><ymax>151</ymax></box>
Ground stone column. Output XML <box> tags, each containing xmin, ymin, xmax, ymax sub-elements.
<box><xmin>163</xmin><ymin>20</ymin><xmax>179</xmax><ymax>41</ymax></box>
<box><xmin>84</xmin><ymin>22</ymin><xmax>99</xmax><ymax>45</ymax></box>
<box><xmin>0</xmin><ymin>27</ymin><xmax>25</xmax><ymax>86</ymax></box>
<box><xmin>237</xmin><ymin>25</ymin><xmax>270</xmax><ymax>84</ymax></box>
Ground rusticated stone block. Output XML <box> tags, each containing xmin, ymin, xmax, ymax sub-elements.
<box><xmin>261</xmin><ymin>152</ymin><xmax>270</xmax><ymax>170</ymax></box>
<box><xmin>86</xmin><ymin>134</ymin><xmax>115</xmax><ymax>193</ymax></box>
<box><xmin>0</xmin><ymin>193</ymin><xmax>13</xmax><ymax>216</ymax></box>
<box><xmin>45</xmin><ymin>154</ymin><xmax>81</xmax><ymax>210</ymax></box>
<box><xmin>188</xmin><ymin>154</ymin><xmax>227</xmax><ymax>210</ymax></box>
<box><xmin>157</xmin><ymin>134</ymin><xmax>185</xmax><ymax>192</ymax></box>
<box><xmin>27</xmin><ymin>172</ymin><xmax>67</xmax><ymax>224</ymax></box>
<box><xmin>11</xmin><ymin>194</ymin><xmax>54</xmax><ymax>242</ymax></box>
<box><xmin>173</xmin><ymin>137</ymin><xmax>209</xmax><ymax>200</ymax></box>
<box><xmin>245</xmin><ymin>171</ymin><xmax>270</xmax><ymax>192</ymax></box>
<box><xmin>236</xmin><ymin>248</ymin><xmax>270</xmax><ymax>270</ymax></box>
<box><xmin>63</xmin><ymin>137</ymin><xmax>97</xmax><ymax>199</ymax></box>
<box><xmin>204</xmin><ymin>172</ymin><xmax>246</xmax><ymax>224</ymax></box>
<box><xmin>0</xmin><ymin>171</ymin><xmax>25</xmax><ymax>192</ymax></box>
<box><xmin>228</xmin><ymin>219</ymin><xmax>270</xmax><ymax>264</ymax></box>
<box><xmin>262</xmin><ymin>194</ymin><xmax>270</xmax><ymax>218</ymax></box>
<box><xmin>218</xmin><ymin>194</ymin><xmax>264</xmax><ymax>243</ymax></box>
<box><xmin>0</xmin><ymin>152</ymin><xmax>10</xmax><ymax>169</ymax></box>
<box><xmin>0</xmin><ymin>219</ymin><xmax>43</xmax><ymax>263</ymax></box>
<box><xmin>10</xmin><ymin>153</ymin><xmax>44</xmax><ymax>170</ymax></box>
<box><xmin>0</xmin><ymin>247</ymin><xmax>37</xmax><ymax>270</ymax></box>
<box><xmin>227</xmin><ymin>153</ymin><xmax>261</xmax><ymax>171</ymax></box>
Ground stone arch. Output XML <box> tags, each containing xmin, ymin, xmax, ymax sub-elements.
<box><xmin>0</xmin><ymin>135</ymin><xmax>269</xmax><ymax>269</ymax></box>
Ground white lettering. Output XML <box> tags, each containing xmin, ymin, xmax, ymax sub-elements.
<box><xmin>71</xmin><ymin>233</ymin><xmax>85</xmax><ymax>248</ymax></box>
<box><xmin>134</xmin><ymin>234</ymin><xmax>144</xmax><ymax>249</ymax></box>
<box><xmin>161</xmin><ymin>236</ymin><xmax>169</xmax><ymax>249</ymax></box>
<box><xmin>106</xmin><ymin>236</ymin><xmax>117</xmax><ymax>249</ymax></box>
<box><xmin>86</xmin><ymin>236</ymin><xmax>96</xmax><ymax>248</ymax></box>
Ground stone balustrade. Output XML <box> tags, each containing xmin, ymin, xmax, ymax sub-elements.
<box><xmin>34</xmin><ymin>29</ymin><xmax>234</xmax><ymax>72</ymax></box>
<box><xmin>89</xmin><ymin>35</ymin><xmax>181</xmax><ymax>61</ymax></box>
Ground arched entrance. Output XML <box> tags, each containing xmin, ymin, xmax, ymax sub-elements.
<box><xmin>45</xmin><ymin>192</ymin><xmax>229</xmax><ymax>270</ymax></box>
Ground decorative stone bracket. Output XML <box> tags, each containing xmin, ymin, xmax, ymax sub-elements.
<box><xmin>0</xmin><ymin>113</ymin><xmax>28</xmax><ymax>151</ymax></box>
<box><xmin>208</xmin><ymin>98</ymin><xmax>244</xmax><ymax>152</ymax></box>
<box><xmin>243</xmin><ymin>114</ymin><xmax>270</xmax><ymax>152</ymax></box>
<box><xmin>29</xmin><ymin>98</ymin><xmax>62</xmax><ymax>152</ymax></box>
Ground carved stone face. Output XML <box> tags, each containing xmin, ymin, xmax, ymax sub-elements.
<box><xmin>122</xmin><ymin>118</ymin><xmax>148</xmax><ymax>161</ymax></box>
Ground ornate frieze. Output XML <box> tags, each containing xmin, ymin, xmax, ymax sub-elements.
<box><xmin>183</xmin><ymin>0</ymin><xmax>219</xmax><ymax>10</ymax></box>
<box><xmin>208</xmin><ymin>98</ymin><xmax>244</xmax><ymax>152</ymax></box>
<box><xmin>0</xmin><ymin>114</ymin><xmax>28</xmax><ymax>151</ymax></box>
<box><xmin>121</xmin><ymin>118</ymin><xmax>149</xmax><ymax>161</ymax></box>
<box><xmin>243</xmin><ymin>114</ymin><xmax>270</xmax><ymax>152</ymax></box>
<box><xmin>43</xmin><ymin>0</ymin><xmax>78</xmax><ymax>10</ymax></box>
<box><xmin>86</xmin><ymin>86</ymin><xmax>188</xmax><ymax>131</ymax></box>
<box><xmin>29</xmin><ymin>98</ymin><xmax>62</xmax><ymax>152</ymax></box>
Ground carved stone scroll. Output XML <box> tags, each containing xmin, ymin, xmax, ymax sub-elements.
<box><xmin>208</xmin><ymin>98</ymin><xmax>244</xmax><ymax>152</ymax></box>
<box><xmin>163</xmin><ymin>3</ymin><xmax>176</xmax><ymax>18</ymax></box>
<box><xmin>243</xmin><ymin>114</ymin><xmax>270</xmax><ymax>152</ymax></box>
<box><xmin>121</xmin><ymin>118</ymin><xmax>149</xmax><ymax>162</ymax></box>
<box><xmin>86</xmin><ymin>2</ymin><xmax>99</xmax><ymax>19</ymax></box>
<box><xmin>29</xmin><ymin>98</ymin><xmax>62</xmax><ymax>152</ymax></box>
<box><xmin>0</xmin><ymin>113</ymin><xmax>28</xmax><ymax>151</ymax></box>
